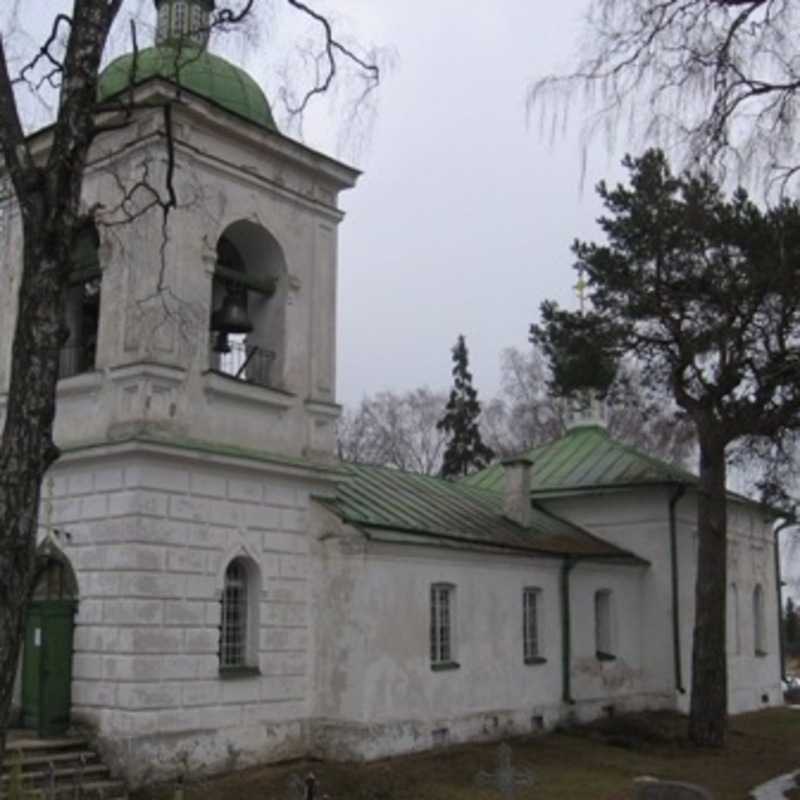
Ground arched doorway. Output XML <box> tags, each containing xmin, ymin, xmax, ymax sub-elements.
<box><xmin>22</xmin><ymin>555</ymin><xmax>78</xmax><ymax>736</ymax></box>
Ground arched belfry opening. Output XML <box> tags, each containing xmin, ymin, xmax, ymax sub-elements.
<box><xmin>61</xmin><ymin>222</ymin><xmax>101</xmax><ymax>379</ymax></box>
<box><xmin>20</xmin><ymin>548</ymin><xmax>79</xmax><ymax>736</ymax></box>
<box><xmin>209</xmin><ymin>221</ymin><xmax>287</xmax><ymax>389</ymax></box>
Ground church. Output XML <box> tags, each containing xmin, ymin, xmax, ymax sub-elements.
<box><xmin>0</xmin><ymin>0</ymin><xmax>784</xmax><ymax>788</ymax></box>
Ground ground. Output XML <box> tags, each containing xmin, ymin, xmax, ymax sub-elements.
<box><xmin>132</xmin><ymin>709</ymin><xmax>800</xmax><ymax>800</ymax></box>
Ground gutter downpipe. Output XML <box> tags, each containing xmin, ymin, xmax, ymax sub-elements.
<box><xmin>561</xmin><ymin>557</ymin><xmax>576</xmax><ymax>704</ymax></box>
<box><xmin>669</xmin><ymin>484</ymin><xmax>687</xmax><ymax>695</ymax></box>
<box><xmin>775</xmin><ymin>521</ymin><xmax>791</xmax><ymax>683</ymax></box>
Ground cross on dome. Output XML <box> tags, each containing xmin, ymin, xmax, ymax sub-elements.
<box><xmin>574</xmin><ymin>267</ymin><xmax>589</xmax><ymax>315</ymax></box>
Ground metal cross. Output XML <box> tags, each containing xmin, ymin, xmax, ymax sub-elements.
<box><xmin>475</xmin><ymin>743</ymin><xmax>535</xmax><ymax>799</ymax></box>
<box><xmin>574</xmin><ymin>268</ymin><xmax>589</xmax><ymax>315</ymax></box>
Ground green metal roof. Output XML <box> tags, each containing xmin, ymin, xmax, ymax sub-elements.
<box><xmin>462</xmin><ymin>423</ymin><xmax>695</xmax><ymax>495</ymax></box>
<box><xmin>98</xmin><ymin>46</ymin><xmax>276</xmax><ymax>130</ymax></box>
<box><xmin>322</xmin><ymin>462</ymin><xmax>643</xmax><ymax>561</ymax></box>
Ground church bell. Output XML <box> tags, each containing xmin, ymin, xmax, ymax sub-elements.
<box><xmin>211</xmin><ymin>286</ymin><xmax>254</xmax><ymax>336</ymax></box>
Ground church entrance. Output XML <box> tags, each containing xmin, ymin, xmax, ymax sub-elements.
<box><xmin>21</xmin><ymin>557</ymin><xmax>78</xmax><ymax>736</ymax></box>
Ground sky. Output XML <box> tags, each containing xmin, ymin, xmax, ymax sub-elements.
<box><xmin>308</xmin><ymin>1</ymin><xmax>619</xmax><ymax>408</ymax></box>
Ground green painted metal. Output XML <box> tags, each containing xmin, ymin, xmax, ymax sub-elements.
<box><xmin>21</xmin><ymin>608</ymin><xmax>43</xmax><ymax>730</ymax></box>
<box><xmin>98</xmin><ymin>46</ymin><xmax>277</xmax><ymax>130</ymax></box>
<box><xmin>325</xmin><ymin>462</ymin><xmax>643</xmax><ymax>560</ymax></box>
<box><xmin>22</xmin><ymin>600</ymin><xmax>76</xmax><ymax>736</ymax></box>
<box><xmin>463</xmin><ymin>423</ymin><xmax>695</xmax><ymax>494</ymax></box>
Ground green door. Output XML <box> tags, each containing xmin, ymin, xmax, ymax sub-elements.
<box><xmin>21</xmin><ymin>607</ymin><xmax>43</xmax><ymax>730</ymax></box>
<box><xmin>22</xmin><ymin>556</ymin><xmax>78</xmax><ymax>738</ymax></box>
<box><xmin>40</xmin><ymin>601</ymin><xmax>76</xmax><ymax>736</ymax></box>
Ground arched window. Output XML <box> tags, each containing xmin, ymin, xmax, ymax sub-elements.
<box><xmin>60</xmin><ymin>224</ymin><xmax>101</xmax><ymax>380</ymax></box>
<box><xmin>753</xmin><ymin>583</ymin><xmax>767</xmax><ymax>656</ymax></box>
<box><xmin>595</xmin><ymin>589</ymin><xmax>615</xmax><ymax>660</ymax></box>
<box><xmin>219</xmin><ymin>557</ymin><xmax>260</xmax><ymax>673</ymax></box>
<box><xmin>33</xmin><ymin>557</ymin><xmax>78</xmax><ymax>601</ymax></box>
<box><xmin>209</xmin><ymin>222</ymin><xmax>286</xmax><ymax>390</ymax></box>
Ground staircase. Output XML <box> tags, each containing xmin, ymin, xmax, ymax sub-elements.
<box><xmin>1</xmin><ymin>733</ymin><xmax>127</xmax><ymax>800</ymax></box>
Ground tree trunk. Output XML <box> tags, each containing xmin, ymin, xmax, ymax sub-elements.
<box><xmin>0</xmin><ymin>215</ymin><xmax>66</xmax><ymax>762</ymax></box>
<box><xmin>688</xmin><ymin>429</ymin><xmax>728</xmax><ymax>746</ymax></box>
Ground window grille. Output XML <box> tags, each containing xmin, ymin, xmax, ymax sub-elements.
<box><xmin>595</xmin><ymin>589</ymin><xmax>614</xmax><ymax>658</ymax></box>
<box><xmin>430</xmin><ymin>584</ymin><xmax>453</xmax><ymax>664</ymax></box>
<box><xmin>523</xmin><ymin>588</ymin><xmax>541</xmax><ymax>661</ymax></box>
<box><xmin>220</xmin><ymin>559</ymin><xmax>248</xmax><ymax>668</ymax></box>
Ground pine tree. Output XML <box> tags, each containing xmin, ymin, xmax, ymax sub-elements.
<box><xmin>437</xmin><ymin>335</ymin><xmax>495</xmax><ymax>478</ymax></box>
<box><xmin>532</xmin><ymin>149</ymin><xmax>800</xmax><ymax>747</ymax></box>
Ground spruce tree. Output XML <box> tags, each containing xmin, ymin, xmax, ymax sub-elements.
<box><xmin>437</xmin><ymin>335</ymin><xmax>495</xmax><ymax>478</ymax></box>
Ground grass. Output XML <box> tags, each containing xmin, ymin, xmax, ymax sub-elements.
<box><xmin>135</xmin><ymin>708</ymin><xmax>800</xmax><ymax>800</ymax></box>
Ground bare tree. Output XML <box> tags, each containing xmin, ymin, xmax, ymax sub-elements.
<box><xmin>529</xmin><ymin>0</ymin><xmax>800</xmax><ymax>195</ymax></box>
<box><xmin>337</xmin><ymin>389</ymin><xmax>449</xmax><ymax>475</ymax></box>
<box><xmin>0</xmin><ymin>0</ymin><xmax>378</xmax><ymax>763</ymax></box>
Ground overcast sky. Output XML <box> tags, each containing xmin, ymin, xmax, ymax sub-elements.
<box><xmin>316</xmin><ymin>1</ymin><xmax>619</xmax><ymax>408</ymax></box>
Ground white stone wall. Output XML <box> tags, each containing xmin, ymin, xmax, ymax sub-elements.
<box><xmin>310</xmin><ymin>524</ymin><xmax>654</xmax><ymax>761</ymax></box>
<box><xmin>17</xmin><ymin>445</ymin><xmax>336</xmax><ymax>786</ymax></box>
<box><xmin>544</xmin><ymin>488</ymin><xmax>783</xmax><ymax>715</ymax></box>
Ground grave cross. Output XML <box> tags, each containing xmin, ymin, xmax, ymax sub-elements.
<box><xmin>475</xmin><ymin>743</ymin><xmax>535</xmax><ymax>799</ymax></box>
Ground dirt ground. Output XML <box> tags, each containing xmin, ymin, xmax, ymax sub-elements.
<box><xmin>134</xmin><ymin>708</ymin><xmax>800</xmax><ymax>800</ymax></box>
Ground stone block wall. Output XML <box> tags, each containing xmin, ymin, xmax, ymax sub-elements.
<box><xmin>31</xmin><ymin>444</ymin><xmax>331</xmax><ymax>786</ymax></box>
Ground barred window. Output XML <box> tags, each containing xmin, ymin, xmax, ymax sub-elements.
<box><xmin>220</xmin><ymin>559</ymin><xmax>248</xmax><ymax>669</ymax></box>
<box><xmin>430</xmin><ymin>584</ymin><xmax>454</xmax><ymax>666</ymax></box>
<box><xmin>595</xmin><ymin>589</ymin><xmax>614</xmax><ymax>660</ymax></box>
<box><xmin>523</xmin><ymin>587</ymin><xmax>542</xmax><ymax>662</ymax></box>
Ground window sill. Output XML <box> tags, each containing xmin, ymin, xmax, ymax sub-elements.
<box><xmin>431</xmin><ymin>661</ymin><xmax>460</xmax><ymax>672</ymax></box>
<box><xmin>219</xmin><ymin>666</ymin><xmax>261</xmax><ymax>680</ymax></box>
<box><xmin>596</xmin><ymin>651</ymin><xmax>616</xmax><ymax>662</ymax></box>
<box><xmin>524</xmin><ymin>656</ymin><xmax>547</xmax><ymax>666</ymax></box>
<box><xmin>203</xmin><ymin>370</ymin><xmax>295</xmax><ymax>411</ymax></box>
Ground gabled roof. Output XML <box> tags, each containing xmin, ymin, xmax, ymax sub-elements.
<box><xmin>462</xmin><ymin>423</ymin><xmax>696</xmax><ymax>496</ymax></box>
<box><xmin>320</xmin><ymin>462</ymin><xmax>645</xmax><ymax>562</ymax></box>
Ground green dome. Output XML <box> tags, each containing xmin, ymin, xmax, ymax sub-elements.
<box><xmin>98</xmin><ymin>46</ymin><xmax>276</xmax><ymax>130</ymax></box>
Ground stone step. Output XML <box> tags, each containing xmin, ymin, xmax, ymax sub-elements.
<box><xmin>1</xmin><ymin>762</ymin><xmax>111</xmax><ymax>787</ymax></box>
<box><xmin>2</xmin><ymin>751</ymin><xmax>99</xmax><ymax>771</ymax></box>
<box><xmin>5</xmin><ymin>737</ymin><xmax>89</xmax><ymax>753</ymax></box>
<box><xmin>0</xmin><ymin>778</ymin><xmax>126</xmax><ymax>800</ymax></box>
